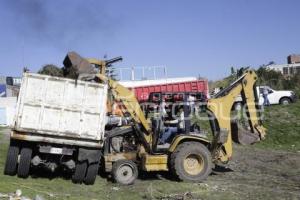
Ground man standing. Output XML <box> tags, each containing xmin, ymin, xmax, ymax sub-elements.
<box><xmin>263</xmin><ymin>87</ymin><xmax>270</xmax><ymax>106</ymax></box>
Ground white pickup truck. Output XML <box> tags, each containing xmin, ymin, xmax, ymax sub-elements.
<box><xmin>256</xmin><ymin>86</ymin><xmax>297</xmax><ymax>105</ymax></box>
<box><xmin>235</xmin><ymin>86</ymin><xmax>297</xmax><ymax>106</ymax></box>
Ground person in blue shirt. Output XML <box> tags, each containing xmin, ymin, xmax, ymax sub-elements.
<box><xmin>159</xmin><ymin>108</ymin><xmax>185</xmax><ymax>144</ymax></box>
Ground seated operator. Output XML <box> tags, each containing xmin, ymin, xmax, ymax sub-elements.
<box><xmin>159</xmin><ymin>108</ymin><xmax>185</xmax><ymax>144</ymax></box>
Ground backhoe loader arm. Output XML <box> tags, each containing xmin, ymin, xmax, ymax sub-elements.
<box><xmin>207</xmin><ymin>70</ymin><xmax>266</xmax><ymax>162</ymax></box>
<box><xmin>96</xmin><ymin>74</ymin><xmax>153</xmax><ymax>147</ymax></box>
<box><xmin>87</xmin><ymin>57</ymin><xmax>123</xmax><ymax>75</ymax></box>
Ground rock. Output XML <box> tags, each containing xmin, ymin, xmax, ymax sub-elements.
<box><xmin>112</xmin><ymin>187</ymin><xmax>119</xmax><ymax>191</ymax></box>
<box><xmin>211</xmin><ymin>185</ymin><xmax>219</xmax><ymax>191</ymax></box>
<box><xmin>15</xmin><ymin>189</ymin><xmax>22</xmax><ymax>197</ymax></box>
<box><xmin>47</xmin><ymin>193</ymin><xmax>54</xmax><ymax>198</ymax></box>
<box><xmin>20</xmin><ymin>196</ymin><xmax>31</xmax><ymax>200</ymax></box>
<box><xmin>0</xmin><ymin>193</ymin><xmax>9</xmax><ymax>198</ymax></box>
<box><xmin>34</xmin><ymin>195</ymin><xmax>45</xmax><ymax>200</ymax></box>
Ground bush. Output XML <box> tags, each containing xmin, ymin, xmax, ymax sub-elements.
<box><xmin>256</xmin><ymin>67</ymin><xmax>300</xmax><ymax>92</ymax></box>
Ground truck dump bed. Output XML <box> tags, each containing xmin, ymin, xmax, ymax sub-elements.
<box><xmin>12</xmin><ymin>73</ymin><xmax>107</xmax><ymax>147</ymax></box>
<box><xmin>120</xmin><ymin>78</ymin><xmax>209</xmax><ymax>102</ymax></box>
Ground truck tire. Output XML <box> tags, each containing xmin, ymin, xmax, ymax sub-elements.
<box><xmin>280</xmin><ymin>97</ymin><xmax>291</xmax><ymax>105</ymax></box>
<box><xmin>112</xmin><ymin>160</ymin><xmax>138</xmax><ymax>185</ymax></box>
<box><xmin>72</xmin><ymin>161</ymin><xmax>87</xmax><ymax>184</ymax></box>
<box><xmin>17</xmin><ymin>147</ymin><xmax>32</xmax><ymax>178</ymax></box>
<box><xmin>84</xmin><ymin>163</ymin><xmax>99</xmax><ymax>185</ymax></box>
<box><xmin>170</xmin><ymin>142</ymin><xmax>212</xmax><ymax>182</ymax></box>
<box><xmin>4</xmin><ymin>143</ymin><xmax>19</xmax><ymax>176</ymax></box>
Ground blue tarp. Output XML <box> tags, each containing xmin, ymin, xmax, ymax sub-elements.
<box><xmin>0</xmin><ymin>84</ymin><xmax>6</xmax><ymax>97</ymax></box>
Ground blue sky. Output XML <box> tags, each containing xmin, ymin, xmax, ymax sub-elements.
<box><xmin>0</xmin><ymin>0</ymin><xmax>300</xmax><ymax>80</ymax></box>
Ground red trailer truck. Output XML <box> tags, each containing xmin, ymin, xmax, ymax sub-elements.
<box><xmin>119</xmin><ymin>77</ymin><xmax>209</xmax><ymax>102</ymax></box>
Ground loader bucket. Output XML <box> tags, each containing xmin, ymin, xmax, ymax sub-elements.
<box><xmin>231</xmin><ymin>121</ymin><xmax>260</xmax><ymax>145</ymax></box>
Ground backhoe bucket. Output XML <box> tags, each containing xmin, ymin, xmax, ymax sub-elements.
<box><xmin>231</xmin><ymin>121</ymin><xmax>260</xmax><ymax>145</ymax></box>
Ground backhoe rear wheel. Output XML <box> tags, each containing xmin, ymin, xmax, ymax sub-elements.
<box><xmin>170</xmin><ymin>142</ymin><xmax>212</xmax><ymax>182</ymax></box>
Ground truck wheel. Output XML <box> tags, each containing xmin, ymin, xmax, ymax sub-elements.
<box><xmin>112</xmin><ymin>160</ymin><xmax>138</xmax><ymax>185</ymax></box>
<box><xmin>170</xmin><ymin>142</ymin><xmax>212</xmax><ymax>182</ymax></box>
<box><xmin>280</xmin><ymin>97</ymin><xmax>291</xmax><ymax>105</ymax></box>
<box><xmin>84</xmin><ymin>163</ymin><xmax>99</xmax><ymax>185</ymax></box>
<box><xmin>17</xmin><ymin>147</ymin><xmax>32</xmax><ymax>178</ymax></box>
<box><xmin>72</xmin><ymin>161</ymin><xmax>87</xmax><ymax>184</ymax></box>
<box><xmin>4</xmin><ymin>142</ymin><xmax>19</xmax><ymax>176</ymax></box>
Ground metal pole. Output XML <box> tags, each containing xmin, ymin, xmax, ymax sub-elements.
<box><xmin>142</xmin><ymin>67</ymin><xmax>145</xmax><ymax>79</ymax></box>
<box><xmin>184</xmin><ymin>94</ymin><xmax>191</xmax><ymax>134</ymax></box>
<box><xmin>131</xmin><ymin>67</ymin><xmax>135</xmax><ymax>80</ymax></box>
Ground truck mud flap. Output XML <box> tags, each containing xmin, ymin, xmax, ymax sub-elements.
<box><xmin>231</xmin><ymin>121</ymin><xmax>260</xmax><ymax>145</ymax></box>
<box><xmin>78</xmin><ymin>148</ymin><xmax>102</xmax><ymax>164</ymax></box>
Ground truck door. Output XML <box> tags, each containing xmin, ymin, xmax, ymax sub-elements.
<box><xmin>265</xmin><ymin>88</ymin><xmax>277</xmax><ymax>104</ymax></box>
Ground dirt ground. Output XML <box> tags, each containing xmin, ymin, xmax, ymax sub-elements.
<box><xmin>0</xmin><ymin>128</ymin><xmax>299</xmax><ymax>200</ymax></box>
<box><xmin>205</xmin><ymin>145</ymin><xmax>300</xmax><ymax>200</ymax></box>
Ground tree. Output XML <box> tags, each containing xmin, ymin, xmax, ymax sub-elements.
<box><xmin>267</xmin><ymin>61</ymin><xmax>276</xmax><ymax>65</ymax></box>
<box><xmin>230</xmin><ymin>67</ymin><xmax>236</xmax><ymax>75</ymax></box>
<box><xmin>256</xmin><ymin>67</ymin><xmax>284</xmax><ymax>88</ymax></box>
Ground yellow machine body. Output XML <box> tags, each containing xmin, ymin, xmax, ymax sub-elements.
<box><xmin>88</xmin><ymin>58</ymin><xmax>266</xmax><ymax>172</ymax></box>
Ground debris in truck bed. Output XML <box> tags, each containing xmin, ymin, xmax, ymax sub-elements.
<box><xmin>37</xmin><ymin>51</ymin><xmax>97</xmax><ymax>80</ymax></box>
<box><xmin>38</xmin><ymin>64</ymin><xmax>63</xmax><ymax>77</ymax></box>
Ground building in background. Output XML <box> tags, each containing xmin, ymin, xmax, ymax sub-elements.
<box><xmin>287</xmin><ymin>54</ymin><xmax>300</xmax><ymax>64</ymax></box>
<box><xmin>0</xmin><ymin>76</ymin><xmax>21</xmax><ymax>97</ymax></box>
<box><xmin>0</xmin><ymin>76</ymin><xmax>20</xmax><ymax>126</ymax></box>
<box><xmin>266</xmin><ymin>54</ymin><xmax>300</xmax><ymax>77</ymax></box>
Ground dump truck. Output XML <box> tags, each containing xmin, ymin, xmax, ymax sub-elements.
<box><xmin>4</xmin><ymin>52</ymin><xmax>267</xmax><ymax>185</ymax></box>
<box><xmin>4</xmin><ymin>73</ymin><xmax>108</xmax><ymax>184</ymax></box>
<box><xmin>119</xmin><ymin>77</ymin><xmax>209</xmax><ymax>102</ymax></box>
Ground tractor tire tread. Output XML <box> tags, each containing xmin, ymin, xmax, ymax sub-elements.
<box><xmin>170</xmin><ymin>142</ymin><xmax>212</xmax><ymax>182</ymax></box>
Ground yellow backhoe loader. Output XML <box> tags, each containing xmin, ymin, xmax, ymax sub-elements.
<box><xmin>88</xmin><ymin>58</ymin><xmax>267</xmax><ymax>185</ymax></box>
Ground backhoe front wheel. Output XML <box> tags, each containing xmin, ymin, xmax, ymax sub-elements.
<box><xmin>112</xmin><ymin>160</ymin><xmax>138</xmax><ymax>185</ymax></box>
<box><xmin>170</xmin><ymin>142</ymin><xmax>212</xmax><ymax>182</ymax></box>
